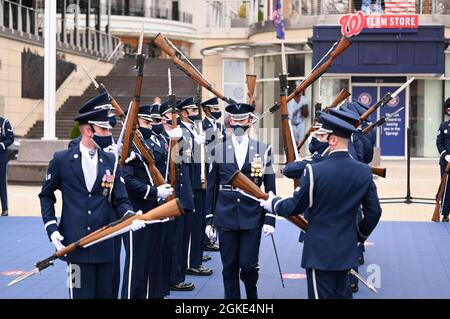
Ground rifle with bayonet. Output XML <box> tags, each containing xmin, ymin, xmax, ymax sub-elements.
<box><xmin>153</xmin><ymin>33</ymin><xmax>236</xmax><ymax>105</ymax></box>
<box><xmin>356</xmin><ymin>78</ymin><xmax>415</xmax><ymax>127</ymax></box>
<box><xmin>167</xmin><ymin>68</ymin><xmax>179</xmax><ymax>201</ymax></box>
<box><xmin>296</xmin><ymin>88</ymin><xmax>351</xmax><ymax>152</ymax></box>
<box><xmin>362</xmin><ymin>107</ymin><xmax>405</xmax><ymax>135</ymax></box>
<box><xmin>246</xmin><ymin>74</ymin><xmax>257</xmax><ymax>106</ymax></box>
<box><xmin>7</xmin><ymin>199</ymin><xmax>185</xmax><ymax>287</ymax></box>
<box><xmin>432</xmin><ymin>162</ymin><xmax>450</xmax><ymax>222</ymax></box>
<box><xmin>196</xmin><ymin>84</ymin><xmax>207</xmax><ymax>190</ymax></box>
<box><xmin>120</xmin><ymin>26</ymin><xmax>145</xmax><ymax>167</ymax></box>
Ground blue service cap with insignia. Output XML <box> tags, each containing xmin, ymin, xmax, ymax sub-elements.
<box><xmin>329</xmin><ymin>108</ymin><xmax>359</xmax><ymax>127</ymax></box>
<box><xmin>201</xmin><ymin>97</ymin><xmax>219</xmax><ymax>108</ymax></box>
<box><xmin>318</xmin><ymin>113</ymin><xmax>358</xmax><ymax>139</ymax></box>
<box><xmin>342</xmin><ymin>101</ymin><xmax>367</xmax><ymax>117</ymax></box>
<box><xmin>445</xmin><ymin>98</ymin><xmax>450</xmax><ymax>109</ymax></box>
<box><xmin>74</xmin><ymin>108</ymin><xmax>112</xmax><ymax>129</ymax></box>
<box><xmin>225</xmin><ymin>103</ymin><xmax>255</xmax><ymax>120</ymax></box>
<box><xmin>150</xmin><ymin>103</ymin><xmax>162</xmax><ymax>120</ymax></box>
<box><xmin>176</xmin><ymin>97</ymin><xmax>198</xmax><ymax>111</ymax></box>
<box><xmin>137</xmin><ymin>104</ymin><xmax>153</xmax><ymax>121</ymax></box>
<box><xmin>79</xmin><ymin>92</ymin><xmax>112</xmax><ymax>114</ymax></box>
<box><xmin>353</xmin><ymin>99</ymin><xmax>370</xmax><ymax>111</ymax></box>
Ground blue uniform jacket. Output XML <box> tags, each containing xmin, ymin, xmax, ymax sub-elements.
<box><xmin>176</xmin><ymin>122</ymin><xmax>195</xmax><ymax>210</ymax></box>
<box><xmin>39</xmin><ymin>146</ymin><xmax>134</xmax><ymax>263</ymax></box>
<box><xmin>0</xmin><ymin>117</ymin><xmax>14</xmax><ymax>163</ymax></box>
<box><xmin>146</xmin><ymin>134</ymin><xmax>168</xmax><ymax>177</ymax></box>
<box><xmin>273</xmin><ymin>151</ymin><xmax>381</xmax><ymax>270</ymax></box>
<box><xmin>436</xmin><ymin>120</ymin><xmax>450</xmax><ymax>167</ymax></box>
<box><xmin>205</xmin><ymin>137</ymin><xmax>276</xmax><ymax>230</ymax></box>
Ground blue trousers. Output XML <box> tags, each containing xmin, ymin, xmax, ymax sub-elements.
<box><xmin>306</xmin><ymin>268</ymin><xmax>352</xmax><ymax>299</ymax></box>
<box><xmin>67</xmin><ymin>262</ymin><xmax>114</xmax><ymax>299</ymax></box>
<box><xmin>170</xmin><ymin>212</ymin><xmax>190</xmax><ymax>285</ymax></box>
<box><xmin>218</xmin><ymin>227</ymin><xmax>261</xmax><ymax>299</ymax></box>
<box><xmin>112</xmin><ymin>236</ymin><xmax>122</xmax><ymax>299</ymax></box>
<box><xmin>440</xmin><ymin>159</ymin><xmax>450</xmax><ymax>216</ymax></box>
<box><xmin>189</xmin><ymin>189</ymin><xmax>204</xmax><ymax>269</ymax></box>
<box><xmin>0</xmin><ymin>162</ymin><xmax>8</xmax><ymax>211</ymax></box>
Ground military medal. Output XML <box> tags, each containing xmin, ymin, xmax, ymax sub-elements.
<box><xmin>250</xmin><ymin>154</ymin><xmax>263</xmax><ymax>186</ymax></box>
<box><xmin>102</xmin><ymin>169</ymin><xmax>114</xmax><ymax>196</ymax></box>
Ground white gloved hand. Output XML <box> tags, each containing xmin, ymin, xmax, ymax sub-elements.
<box><xmin>259</xmin><ymin>191</ymin><xmax>277</xmax><ymax>213</ymax></box>
<box><xmin>205</xmin><ymin>225</ymin><xmax>217</xmax><ymax>242</ymax></box>
<box><xmin>445</xmin><ymin>155</ymin><xmax>450</xmax><ymax>162</ymax></box>
<box><xmin>50</xmin><ymin>231</ymin><xmax>66</xmax><ymax>251</ymax></box>
<box><xmin>130</xmin><ymin>210</ymin><xmax>146</xmax><ymax>232</ymax></box>
<box><xmin>194</xmin><ymin>132</ymin><xmax>206</xmax><ymax>145</ymax></box>
<box><xmin>262</xmin><ymin>224</ymin><xmax>275</xmax><ymax>237</ymax></box>
<box><xmin>167</xmin><ymin>127</ymin><xmax>183</xmax><ymax>139</ymax></box>
<box><xmin>157</xmin><ymin>184</ymin><xmax>174</xmax><ymax>200</ymax></box>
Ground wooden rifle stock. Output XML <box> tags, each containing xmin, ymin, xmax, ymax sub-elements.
<box><xmin>432</xmin><ymin>162</ymin><xmax>450</xmax><ymax>222</ymax></box>
<box><xmin>356</xmin><ymin>92</ymin><xmax>392</xmax><ymax>127</ymax></box>
<box><xmin>153</xmin><ymin>33</ymin><xmax>235</xmax><ymax>105</ymax></box>
<box><xmin>370</xmin><ymin>166</ymin><xmax>386</xmax><ymax>178</ymax></box>
<box><xmin>246</xmin><ymin>74</ymin><xmax>257</xmax><ymax>105</ymax></box>
<box><xmin>287</xmin><ymin>37</ymin><xmax>352</xmax><ymax>102</ymax></box>
<box><xmin>227</xmin><ymin>171</ymin><xmax>308</xmax><ymax>231</ymax></box>
<box><xmin>168</xmin><ymin>94</ymin><xmax>179</xmax><ymax>201</ymax></box>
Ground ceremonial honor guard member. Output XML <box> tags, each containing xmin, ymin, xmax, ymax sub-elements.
<box><xmin>0</xmin><ymin>115</ymin><xmax>14</xmax><ymax>216</ymax></box>
<box><xmin>205</xmin><ymin>102</ymin><xmax>276</xmax><ymax>299</ymax></box>
<box><xmin>260</xmin><ymin>113</ymin><xmax>382</xmax><ymax>299</ymax></box>
<box><xmin>177</xmin><ymin>97</ymin><xmax>212</xmax><ymax>276</ymax></box>
<box><xmin>436</xmin><ymin>98</ymin><xmax>450</xmax><ymax>222</ymax></box>
<box><xmin>121</xmin><ymin>104</ymin><xmax>174</xmax><ymax>299</ymax></box>
<box><xmin>159</xmin><ymin>99</ymin><xmax>196</xmax><ymax>291</ymax></box>
<box><xmin>39</xmin><ymin>108</ymin><xmax>146</xmax><ymax>299</ymax></box>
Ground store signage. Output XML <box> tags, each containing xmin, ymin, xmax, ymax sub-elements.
<box><xmin>339</xmin><ymin>11</ymin><xmax>419</xmax><ymax>37</ymax></box>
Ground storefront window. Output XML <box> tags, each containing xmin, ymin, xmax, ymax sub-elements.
<box><xmin>223</xmin><ymin>60</ymin><xmax>246</xmax><ymax>104</ymax></box>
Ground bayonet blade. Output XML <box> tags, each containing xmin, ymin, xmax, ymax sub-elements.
<box><xmin>391</xmin><ymin>77</ymin><xmax>415</xmax><ymax>98</ymax></box>
<box><xmin>7</xmin><ymin>268</ymin><xmax>40</xmax><ymax>287</ymax></box>
<box><xmin>281</xmin><ymin>42</ymin><xmax>287</xmax><ymax>75</ymax></box>
<box><xmin>168</xmin><ymin>68</ymin><xmax>172</xmax><ymax>96</ymax></box>
<box><xmin>137</xmin><ymin>24</ymin><xmax>144</xmax><ymax>56</ymax></box>
<box><xmin>349</xmin><ymin>269</ymin><xmax>377</xmax><ymax>294</ymax></box>
<box><xmin>81</xmin><ymin>64</ymin><xmax>99</xmax><ymax>89</ymax></box>
<box><xmin>385</xmin><ymin>106</ymin><xmax>405</xmax><ymax>121</ymax></box>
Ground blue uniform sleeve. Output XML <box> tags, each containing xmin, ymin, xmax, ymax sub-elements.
<box><xmin>282</xmin><ymin>160</ymin><xmax>309</xmax><ymax>179</ymax></box>
<box><xmin>436</xmin><ymin>123</ymin><xmax>447</xmax><ymax>158</ymax></box>
<box><xmin>357</xmin><ymin>181</ymin><xmax>382</xmax><ymax>241</ymax></box>
<box><xmin>111</xmin><ymin>164</ymin><xmax>135</xmax><ymax>218</ymax></box>
<box><xmin>0</xmin><ymin>119</ymin><xmax>14</xmax><ymax>151</ymax></box>
<box><xmin>123</xmin><ymin>157</ymin><xmax>158</xmax><ymax>202</ymax></box>
<box><xmin>263</xmin><ymin>145</ymin><xmax>276</xmax><ymax>226</ymax></box>
<box><xmin>273</xmin><ymin>166</ymin><xmax>311</xmax><ymax>218</ymax></box>
<box><xmin>38</xmin><ymin>153</ymin><xmax>61</xmax><ymax>239</ymax></box>
<box><xmin>204</xmin><ymin>147</ymin><xmax>218</xmax><ymax>226</ymax></box>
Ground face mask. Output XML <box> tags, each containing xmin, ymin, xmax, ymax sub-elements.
<box><xmin>138</xmin><ymin>127</ymin><xmax>153</xmax><ymax>140</ymax></box>
<box><xmin>108</xmin><ymin>115</ymin><xmax>117</xmax><ymax>128</ymax></box>
<box><xmin>92</xmin><ymin>134</ymin><xmax>113</xmax><ymax>150</ymax></box>
<box><xmin>231</xmin><ymin>124</ymin><xmax>249</xmax><ymax>137</ymax></box>
<box><xmin>211</xmin><ymin>111</ymin><xmax>222</xmax><ymax>120</ymax></box>
<box><xmin>188</xmin><ymin>115</ymin><xmax>200</xmax><ymax>122</ymax></box>
<box><xmin>152</xmin><ymin>123</ymin><xmax>164</xmax><ymax>135</ymax></box>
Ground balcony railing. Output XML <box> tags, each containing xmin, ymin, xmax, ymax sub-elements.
<box><xmin>106</xmin><ymin>3</ymin><xmax>193</xmax><ymax>24</ymax></box>
<box><xmin>206</xmin><ymin>0</ymin><xmax>449</xmax><ymax>29</ymax></box>
<box><xmin>0</xmin><ymin>0</ymin><xmax>121</xmax><ymax>60</ymax></box>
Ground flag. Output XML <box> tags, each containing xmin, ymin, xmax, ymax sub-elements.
<box><xmin>273</xmin><ymin>0</ymin><xmax>285</xmax><ymax>40</ymax></box>
<box><xmin>385</xmin><ymin>0</ymin><xmax>416</xmax><ymax>14</ymax></box>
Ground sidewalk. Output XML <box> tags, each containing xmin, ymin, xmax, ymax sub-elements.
<box><xmin>6</xmin><ymin>158</ymin><xmax>440</xmax><ymax>222</ymax></box>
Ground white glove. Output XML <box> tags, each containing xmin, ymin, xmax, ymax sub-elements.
<box><xmin>130</xmin><ymin>210</ymin><xmax>146</xmax><ymax>232</ymax></box>
<box><xmin>194</xmin><ymin>132</ymin><xmax>206</xmax><ymax>145</ymax></box>
<box><xmin>157</xmin><ymin>184</ymin><xmax>174</xmax><ymax>200</ymax></box>
<box><xmin>50</xmin><ymin>231</ymin><xmax>66</xmax><ymax>251</ymax></box>
<box><xmin>445</xmin><ymin>155</ymin><xmax>450</xmax><ymax>162</ymax></box>
<box><xmin>262</xmin><ymin>224</ymin><xmax>275</xmax><ymax>237</ymax></box>
<box><xmin>259</xmin><ymin>191</ymin><xmax>277</xmax><ymax>213</ymax></box>
<box><xmin>205</xmin><ymin>225</ymin><xmax>217</xmax><ymax>242</ymax></box>
<box><xmin>167</xmin><ymin>127</ymin><xmax>183</xmax><ymax>139</ymax></box>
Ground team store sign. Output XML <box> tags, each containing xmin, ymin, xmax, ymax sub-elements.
<box><xmin>339</xmin><ymin>11</ymin><xmax>419</xmax><ymax>37</ymax></box>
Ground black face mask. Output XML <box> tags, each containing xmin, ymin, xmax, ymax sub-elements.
<box><xmin>92</xmin><ymin>134</ymin><xmax>113</xmax><ymax>150</ymax></box>
<box><xmin>108</xmin><ymin>115</ymin><xmax>117</xmax><ymax>128</ymax></box>
<box><xmin>231</xmin><ymin>124</ymin><xmax>249</xmax><ymax>136</ymax></box>
<box><xmin>211</xmin><ymin>111</ymin><xmax>222</xmax><ymax>120</ymax></box>
<box><xmin>152</xmin><ymin>123</ymin><xmax>164</xmax><ymax>135</ymax></box>
<box><xmin>138</xmin><ymin>127</ymin><xmax>153</xmax><ymax>140</ymax></box>
<box><xmin>309</xmin><ymin>137</ymin><xmax>329</xmax><ymax>154</ymax></box>
<box><xmin>188</xmin><ymin>115</ymin><xmax>201</xmax><ymax>122</ymax></box>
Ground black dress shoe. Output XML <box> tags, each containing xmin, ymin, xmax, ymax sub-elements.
<box><xmin>202</xmin><ymin>255</ymin><xmax>212</xmax><ymax>262</ymax></box>
<box><xmin>169</xmin><ymin>282</ymin><xmax>195</xmax><ymax>291</ymax></box>
<box><xmin>204</xmin><ymin>242</ymin><xmax>219</xmax><ymax>251</ymax></box>
<box><xmin>186</xmin><ymin>266</ymin><xmax>213</xmax><ymax>276</ymax></box>
<box><xmin>442</xmin><ymin>215</ymin><xmax>449</xmax><ymax>222</ymax></box>
<box><xmin>351</xmin><ymin>283</ymin><xmax>359</xmax><ymax>293</ymax></box>
<box><xmin>1</xmin><ymin>210</ymin><xmax>8</xmax><ymax>217</ymax></box>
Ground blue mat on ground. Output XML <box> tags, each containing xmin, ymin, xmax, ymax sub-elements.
<box><xmin>0</xmin><ymin>217</ymin><xmax>450</xmax><ymax>299</ymax></box>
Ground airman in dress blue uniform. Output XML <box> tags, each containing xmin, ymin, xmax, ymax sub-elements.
<box><xmin>436</xmin><ymin>98</ymin><xmax>450</xmax><ymax>222</ymax></box>
<box><xmin>177</xmin><ymin>97</ymin><xmax>213</xmax><ymax>277</ymax></box>
<box><xmin>39</xmin><ymin>108</ymin><xmax>145</xmax><ymax>299</ymax></box>
<box><xmin>205</xmin><ymin>103</ymin><xmax>276</xmax><ymax>299</ymax></box>
<box><xmin>0</xmin><ymin>116</ymin><xmax>14</xmax><ymax>216</ymax></box>
<box><xmin>260</xmin><ymin>113</ymin><xmax>382</xmax><ymax>299</ymax></box>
